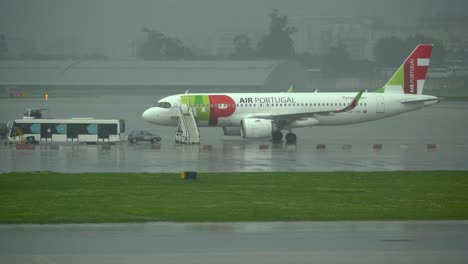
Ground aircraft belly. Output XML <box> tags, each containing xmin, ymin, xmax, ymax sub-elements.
<box><xmin>315</xmin><ymin>112</ymin><xmax>373</xmax><ymax>126</ymax></box>
<box><xmin>216</xmin><ymin>118</ymin><xmax>231</xmax><ymax>127</ymax></box>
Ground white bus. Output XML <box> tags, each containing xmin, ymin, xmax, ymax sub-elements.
<box><xmin>7</xmin><ymin>117</ymin><xmax>126</xmax><ymax>143</ymax></box>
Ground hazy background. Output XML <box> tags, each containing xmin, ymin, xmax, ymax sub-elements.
<box><xmin>1</xmin><ymin>0</ymin><xmax>466</xmax><ymax>58</ymax></box>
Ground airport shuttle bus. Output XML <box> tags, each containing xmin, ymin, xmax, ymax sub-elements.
<box><xmin>7</xmin><ymin>117</ymin><xmax>126</xmax><ymax>143</ymax></box>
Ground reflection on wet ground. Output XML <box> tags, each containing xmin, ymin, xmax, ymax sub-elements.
<box><xmin>1</xmin><ymin>221</ymin><xmax>467</xmax><ymax>264</ymax></box>
<box><xmin>1</xmin><ymin>139</ymin><xmax>467</xmax><ymax>172</ymax></box>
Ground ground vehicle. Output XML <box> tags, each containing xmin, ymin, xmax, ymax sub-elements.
<box><xmin>128</xmin><ymin>130</ymin><xmax>161</xmax><ymax>143</ymax></box>
<box><xmin>7</xmin><ymin>111</ymin><xmax>126</xmax><ymax>143</ymax></box>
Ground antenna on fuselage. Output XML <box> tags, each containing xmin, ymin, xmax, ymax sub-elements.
<box><xmin>185</xmin><ymin>90</ymin><xmax>189</xmax><ymax>94</ymax></box>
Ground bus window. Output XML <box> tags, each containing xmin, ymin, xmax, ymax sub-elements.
<box><xmin>40</xmin><ymin>123</ymin><xmax>55</xmax><ymax>138</ymax></box>
<box><xmin>67</xmin><ymin>124</ymin><xmax>92</xmax><ymax>136</ymax></box>
<box><xmin>67</xmin><ymin>124</ymin><xmax>80</xmax><ymax>138</ymax></box>
<box><xmin>30</xmin><ymin>124</ymin><xmax>40</xmax><ymax>134</ymax></box>
<box><xmin>12</xmin><ymin>123</ymin><xmax>40</xmax><ymax>134</ymax></box>
<box><xmin>54</xmin><ymin>124</ymin><xmax>67</xmax><ymax>134</ymax></box>
<box><xmin>87</xmin><ymin>124</ymin><xmax>97</xmax><ymax>135</ymax></box>
<box><xmin>98</xmin><ymin>124</ymin><xmax>117</xmax><ymax>139</ymax></box>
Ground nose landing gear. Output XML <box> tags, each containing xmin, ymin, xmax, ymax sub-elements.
<box><xmin>272</xmin><ymin>131</ymin><xmax>283</xmax><ymax>142</ymax></box>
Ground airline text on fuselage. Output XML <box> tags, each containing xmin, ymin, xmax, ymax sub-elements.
<box><xmin>342</xmin><ymin>96</ymin><xmax>367</xmax><ymax>100</ymax></box>
<box><xmin>239</xmin><ymin>97</ymin><xmax>297</xmax><ymax>104</ymax></box>
<box><xmin>409</xmin><ymin>58</ymin><xmax>415</xmax><ymax>93</ymax></box>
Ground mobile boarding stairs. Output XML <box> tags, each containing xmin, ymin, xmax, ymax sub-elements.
<box><xmin>172</xmin><ymin>104</ymin><xmax>200</xmax><ymax>144</ymax></box>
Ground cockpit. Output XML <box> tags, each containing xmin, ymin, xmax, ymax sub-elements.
<box><xmin>143</xmin><ymin>99</ymin><xmax>174</xmax><ymax>125</ymax></box>
<box><xmin>154</xmin><ymin>102</ymin><xmax>172</xmax><ymax>108</ymax></box>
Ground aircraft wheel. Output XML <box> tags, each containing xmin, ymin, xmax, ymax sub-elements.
<box><xmin>285</xmin><ymin>133</ymin><xmax>297</xmax><ymax>144</ymax></box>
<box><xmin>272</xmin><ymin>131</ymin><xmax>283</xmax><ymax>142</ymax></box>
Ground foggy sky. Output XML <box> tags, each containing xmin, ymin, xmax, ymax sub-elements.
<box><xmin>1</xmin><ymin>0</ymin><xmax>466</xmax><ymax>57</ymax></box>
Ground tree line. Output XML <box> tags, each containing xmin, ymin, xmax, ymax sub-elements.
<box><xmin>137</xmin><ymin>9</ymin><xmax>297</xmax><ymax>61</ymax></box>
<box><xmin>137</xmin><ymin>9</ymin><xmax>449</xmax><ymax>77</ymax></box>
<box><xmin>2</xmin><ymin>9</ymin><xmax>457</xmax><ymax>78</ymax></box>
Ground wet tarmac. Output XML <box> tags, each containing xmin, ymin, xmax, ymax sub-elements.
<box><xmin>1</xmin><ymin>221</ymin><xmax>467</xmax><ymax>264</ymax></box>
<box><xmin>1</xmin><ymin>96</ymin><xmax>467</xmax><ymax>264</ymax></box>
<box><xmin>1</xmin><ymin>95</ymin><xmax>468</xmax><ymax>172</ymax></box>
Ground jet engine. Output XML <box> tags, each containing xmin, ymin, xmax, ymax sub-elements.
<box><xmin>240</xmin><ymin>118</ymin><xmax>272</xmax><ymax>139</ymax></box>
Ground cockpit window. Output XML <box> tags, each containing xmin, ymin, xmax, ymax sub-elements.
<box><xmin>154</xmin><ymin>102</ymin><xmax>171</xmax><ymax>108</ymax></box>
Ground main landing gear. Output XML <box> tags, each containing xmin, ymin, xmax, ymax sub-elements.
<box><xmin>285</xmin><ymin>132</ymin><xmax>297</xmax><ymax>144</ymax></box>
<box><xmin>271</xmin><ymin>131</ymin><xmax>297</xmax><ymax>144</ymax></box>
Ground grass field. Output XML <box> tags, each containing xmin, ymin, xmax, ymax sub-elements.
<box><xmin>0</xmin><ymin>171</ymin><xmax>468</xmax><ymax>223</ymax></box>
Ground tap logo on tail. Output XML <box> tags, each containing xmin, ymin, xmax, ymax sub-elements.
<box><xmin>379</xmin><ymin>44</ymin><xmax>433</xmax><ymax>95</ymax></box>
<box><xmin>404</xmin><ymin>44</ymin><xmax>432</xmax><ymax>94</ymax></box>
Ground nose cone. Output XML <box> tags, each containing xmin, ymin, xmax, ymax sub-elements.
<box><xmin>142</xmin><ymin>108</ymin><xmax>156</xmax><ymax>124</ymax></box>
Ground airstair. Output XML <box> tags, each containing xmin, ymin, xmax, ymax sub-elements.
<box><xmin>173</xmin><ymin>104</ymin><xmax>200</xmax><ymax>144</ymax></box>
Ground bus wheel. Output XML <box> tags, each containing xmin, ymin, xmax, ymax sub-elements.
<box><xmin>26</xmin><ymin>136</ymin><xmax>36</xmax><ymax>144</ymax></box>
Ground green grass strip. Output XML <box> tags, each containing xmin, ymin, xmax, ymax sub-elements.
<box><xmin>1</xmin><ymin>171</ymin><xmax>468</xmax><ymax>223</ymax></box>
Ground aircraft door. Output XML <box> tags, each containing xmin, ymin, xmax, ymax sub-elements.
<box><xmin>376</xmin><ymin>95</ymin><xmax>385</xmax><ymax>113</ymax></box>
<box><xmin>257</xmin><ymin>101</ymin><xmax>271</xmax><ymax>112</ymax></box>
<box><xmin>40</xmin><ymin>123</ymin><xmax>53</xmax><ymax>141</ymax></box>
<box><xmin>257</xmin><ymin>102</ymin><xmax>264</xmax><ymax>111</ymax></box>
<box><xmin>181</xmin><ymin>95</ymin><xmax>210</xmax><ymax>122</ymax></box>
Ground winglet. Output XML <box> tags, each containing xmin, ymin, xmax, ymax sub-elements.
<box><xmin>286</xmin><ymin>85</ymin><xmax>295</xmax><ymax>93</ymax></box>
<box><xmin>337</xmin><ymin>90</ymin><xmax>365</xmax><ymax>112</ymax></box>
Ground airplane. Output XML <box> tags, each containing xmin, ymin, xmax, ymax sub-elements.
<box><xmin>142</xmin><ymin>44</ymin><xmax>439</xmax><ymax>144</ymax></box>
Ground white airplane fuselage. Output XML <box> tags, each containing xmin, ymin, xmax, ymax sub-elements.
<box><xmin>142</xmin><ymin>92</ymin><xmax>438</xmax><ymax>129</ymax></box>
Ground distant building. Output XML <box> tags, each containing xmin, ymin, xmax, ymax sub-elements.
<box><xmin>291</xmin><ymin>15</ymin><xmax>468</xmax><ymax>64</ymax></box>
<box><xmin>418</xmin><ymin>16</ymin><xmax>468</xmax><ymax>50</ymax></box>
<box><xmin>290</xmin><ymin>16</ymin><xmax>378</xmax><ymax>60</ymax></box>
<box><xmin>207</xmin><ymin>33</ymin><xmax>260</xmax><ymax>57</ymax></box>
<box><xmin>417</xmin><ymin>16</ymin><xmax>468</xmax><ymax>66</ymax></box>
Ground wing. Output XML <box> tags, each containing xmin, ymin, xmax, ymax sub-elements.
<box><xmin>250</xmin><ymin>90</ymin><xmax>365</xmax><ymax>121</ymax></box>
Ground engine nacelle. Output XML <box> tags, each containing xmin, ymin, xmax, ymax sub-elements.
<box><xmin>222</xmin><ymin>127</ymin><xmax>241</xmax><ymax>136</ymax></box>
<box><xmin>240</xmin><ymin>118</ymin><xmax>272</xmax><ymax>139</ymax></box>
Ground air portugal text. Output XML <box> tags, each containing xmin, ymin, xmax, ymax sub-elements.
<box><xmin>239</xmin><ymin>97</ymin><xmax>297</xmax><ymax>104</ymax></box>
